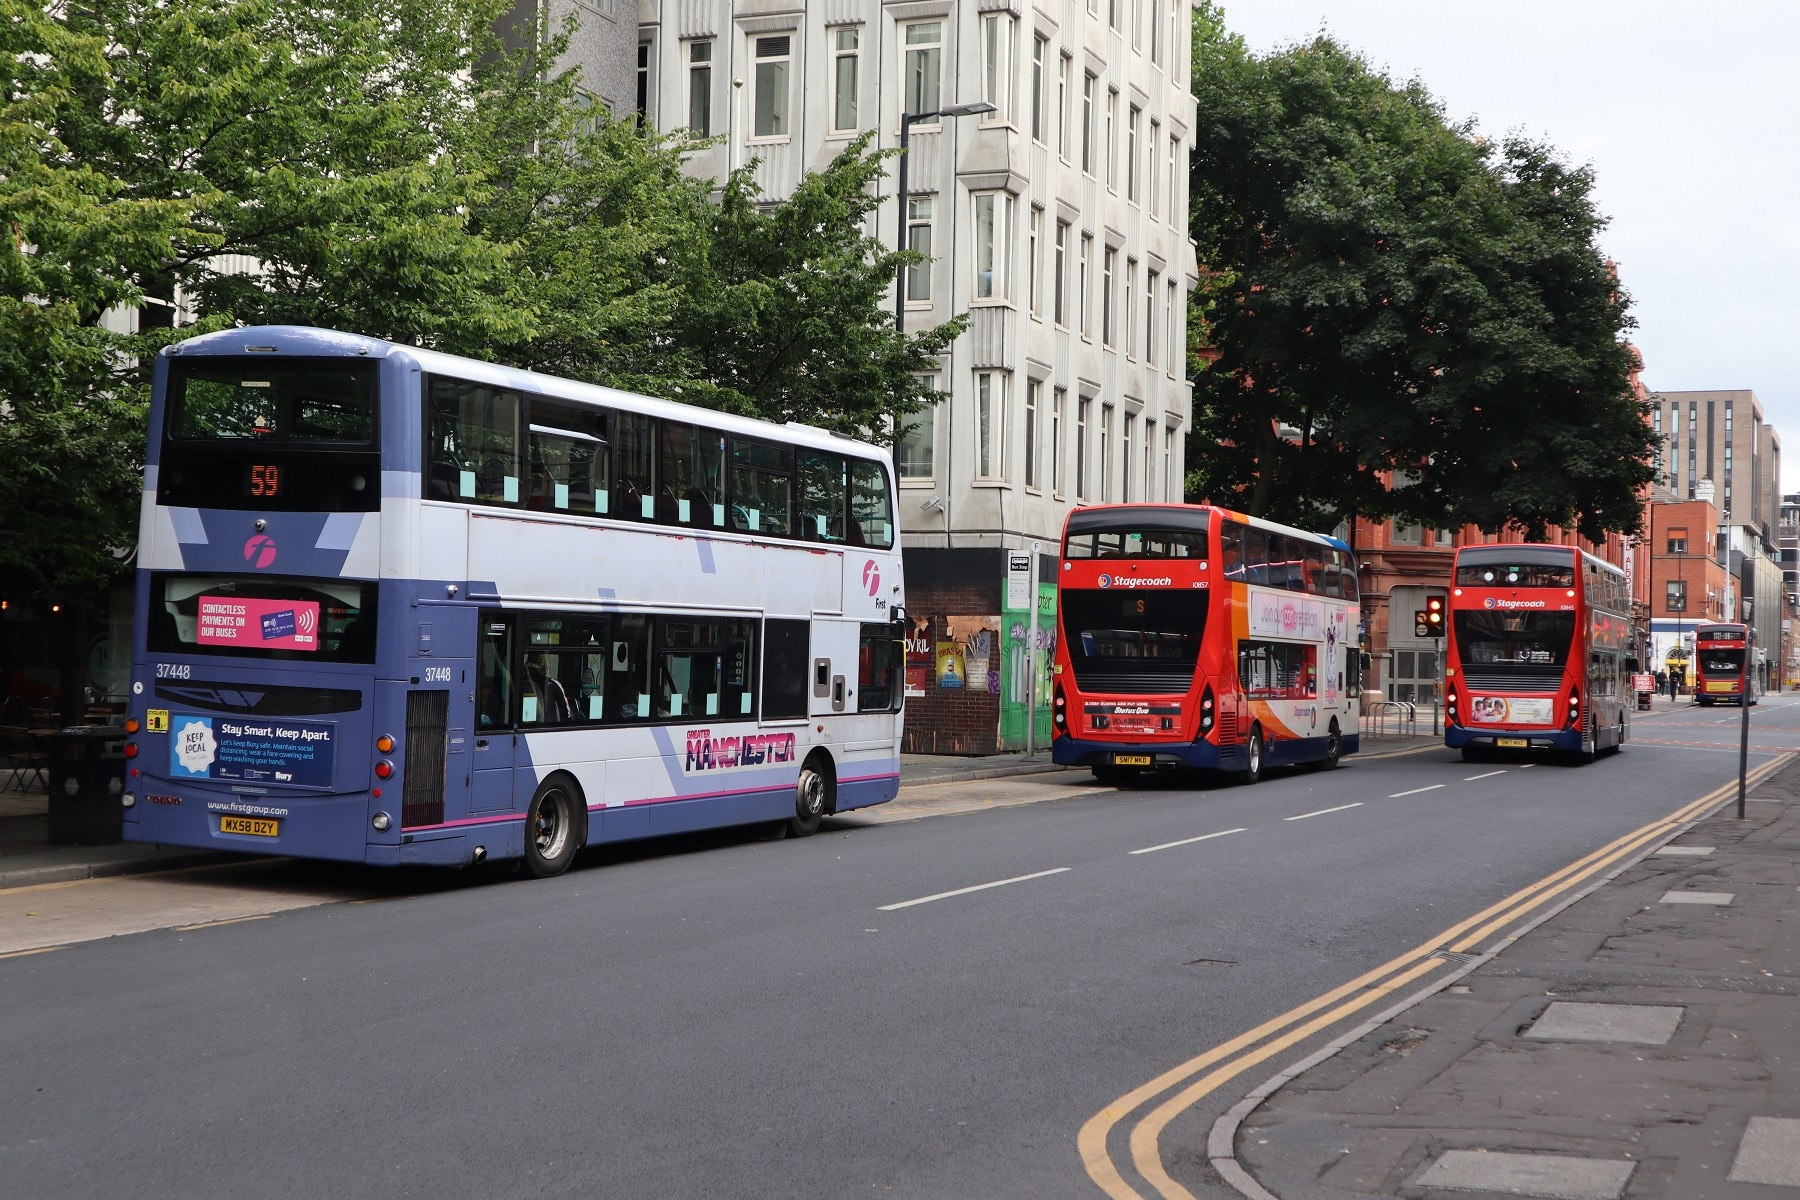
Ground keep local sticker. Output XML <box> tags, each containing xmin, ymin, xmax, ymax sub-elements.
<box><xmin>172</xmin><ymin>717</ymin><xmax>219</xmax><ymax>776</ymax></box>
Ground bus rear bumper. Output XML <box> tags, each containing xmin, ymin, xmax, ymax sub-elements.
<box><xmin>1052</xmin><ymin>735</ymin><xmax>1225</xmax><ymax>771</ymax></box>
<box><xmin>1446</xmin><ymin>724</ymin><xmax>1582</xmax><ymax>752</ymax></box>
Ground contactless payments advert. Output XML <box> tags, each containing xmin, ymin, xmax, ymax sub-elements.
<box><xmin>169</xmin><ymin>715</ymin><xmax>338</xmax><ymax>789</ymax></box>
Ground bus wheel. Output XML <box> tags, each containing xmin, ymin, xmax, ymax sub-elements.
<box><xmin>1092</xmin><ymin>765</ymin><xmax>1142</xmax><ymax>786</ymax></box>
<box><xmin>1239</xmin><ymin>728</ymin><xmax>1264</xmax><ymax>786</ymax></box>
<box><xmin>1319</xmin><ymin>720</ymin><xmax>1342</xmax><ymax>770</ymax></box>
<box><xmin>523</xmin><ymin>775</ymin><xmax>584</xmax><ymax>879</ymax></box>
<box><xmin>787</xmin><ymin>756</ymin><xmax>833</xmax><ymax>839</ymax></box>
<box><xmin>1608</xmin><ymin>715</ymin><xmax>1626</xmax><ymax>754</ymax></box>
<box><xmin>1460</xmin><ymin>745</ymin><xmax>1490</xmax><ymax>764</ymax></box>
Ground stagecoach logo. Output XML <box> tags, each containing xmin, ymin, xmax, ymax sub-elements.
<box><xmin>243</xmin><ymin>533</ymin><xmax>278</xmax><ymax>569</ymax></box>
<box><xmin>1097</xmin><ymin>574</ymin><xmax>1173</xmax><ymax>590</ymax></box>
<box><xmin>1484</xmin><ymin>597</ymin><xmax>1548</xmax><ymax>610</ymax></box>
<box><xmin>684</xmin><ymin>729</ymin><xmax>798</xmax><ymax>773</ymax></box>
<box><xmin>863</xmin><ymin>559</ymin><xmax>881</xmax><ymax>597</ymax></box>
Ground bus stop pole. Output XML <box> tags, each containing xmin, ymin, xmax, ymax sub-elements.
<box><xmin>1737</xmin><ymin>668</ymin><xmax>1752</xmax><ymax>820</ymax></box>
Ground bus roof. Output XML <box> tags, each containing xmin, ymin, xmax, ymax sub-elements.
<box><xmin>163</xmin><ymin>325</ymin><xmax>889</xmax><ymax>463</ymax></box>
<box><xmin>1455</xmin><ymin>542</ymin><xmax>1625</xmax><ymax>579</ymax></box>
<box><xmin>1062</xmin><ymin>504</ymin><xmax>1351</xmax><ymax>552</ymax></box>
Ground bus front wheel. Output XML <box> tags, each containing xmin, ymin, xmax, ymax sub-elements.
<box><xmin>1239</xmin><ymin>728</ymin><xmax>1264</xmax><ymax>786</ymax></box>
<box><xmin>787</xmin><ymin>756</ymin><xmax>834</xmax><ymax>839</ymax></box>
<box><xmin>523</xmin><ymin>775</ymin><xmax>585</xmax><ymax>878</ymax></box>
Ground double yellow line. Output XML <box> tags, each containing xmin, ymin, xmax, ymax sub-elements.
<box><xmin>1079</xmin><ymin>753</ymin><xmax>1794</xmax><ymax>1200</ymax></box>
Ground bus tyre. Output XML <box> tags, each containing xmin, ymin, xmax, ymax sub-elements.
<box><xmin>1461</xmin><ymin>745</ymin><xmax>1490</xmax><ymax>764</ymax></box>
<box><xmin>1093</xmin><ymin>765</ymin><xmax>1141</xmax><ymax>786</ymax></box>
<box><xmin>1320</xmin><ymin>720</ymin><xmax>1342</xmax><ymax>770</ymax></box>
<box><xmin>1239</xmin><ymin>728</ymin><xmax>1264</xmax><ymax>786</ymax></box>
<box><xmin>523</xmin><ymin>775</ymin><xmax>584</xmax><ymax>879</ymax></box>
<box><xmin>787</xmin><ymin>757</ymin><xmax>833</xmax><ymax>839</ymax></box>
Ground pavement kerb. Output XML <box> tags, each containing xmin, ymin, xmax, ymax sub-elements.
<box><xmin>898</xmin><ymin>760</ymin><xmax>1074</xmax><ymax>788</ymax></box>
<box><xmin>1203</xmin><ymin>748</ymin><xmax>1800</xmax><ymax>1200</ymax></box>
<box><xmin>0</xmin><ymin>849</ymin><xmax>237</xmax><ymax>892</ymax></box>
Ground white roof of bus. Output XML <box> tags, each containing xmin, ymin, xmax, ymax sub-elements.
<box><xmin>167</xmin><ymin>325</ymin><xmax>886</xmax><ymax>462</ymax></box>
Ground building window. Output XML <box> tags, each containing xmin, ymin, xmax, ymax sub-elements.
<box><xmin>1167</xmin><ymin>136</ymin><xmax>1179</xmax><ymax>220</ymax></box>
<box><xmin>1132</xmin><ymin>0</ymin><xmax>1142</xmax><ymax>50</ymax></box>
<box><xmin>1149</xmin><ymin>0</ymin><xmax>1161</xmax><ymax>61</ymax></box>
<box><xmin>898</xmin><ymin>396</ymin><xmax>935</xmax><ymax>481</ymax></box>
<box><xmin>1166</xmin><ymin>278</ymin><xmax>1178</xmax><ymax>373</ymax></box>
<box><xmin>687</xmin><ymin>41</ymin><xmax>713</xmax><ymax>136</ymax></box>
<box><xmin>972</xmin><ymin>191</ymin><xmax>1013</xmax><ymax>301</ymax></box>
<box><xmin>976</xmin><ymin>372</ymin><xmax>1008</xmax><ymax>480</ymax></box>
<box><xmin>1101</xmin><ymin>403</ymin><xmax>1115</xmax><ymax>500</ymax></box>
<box><xmin>1148</xmin><ymin>120</ymin><xmax>1160</xmax><ymax>217</ymax></box>
<box><xmin>1124</xmin><ymin>260</ymin><xmax>1136</xmax><ymax>357</ymax></box>
<box><xmin>1144</xmin><ymin>269</ymin><xmax>1158</xmax><ymax>364</ymax></box>
<box><xmin>753</xmin><ymin>36</ymin><xmax>791</xmax><ymax>138</ymax></box>
<box><xmin>1078</xmin><ymin>234</ymin><xmax>1092</xmax><ymax>336</ymax></box>
<box><xmin>832</xmin><ymin>28</ymin><xmax>860</xmax><ymax>133</ymax></box>
<box><xmin>1054</xmin><ymin>220</ymin><xmax>1068</xmax><ymax>326</ymax></box>
<box><xmin>1123</xmin><ymin>413</ymin><xmax>1135</xmax><ymax>501</ymax></box>
<box><xmin>1102</xmin><ymin>247</ymin><xmax>1116</xmax><ymax>345</ymax></box>
<box><xmin>906</xmin><ymin>196</ymin><xmax>933</xmax><ymax>303</ymax></box>
<box><xmin>1106</xmin><ymin>91</ymin><xmax>1118</xmax><ymax>189</ymax></box>
<box><xmin>982</xmin><ymin>15</ymin><xmax>1012</xmax><ymax>123</ymax></box>
<box><xmin>1109</xmin><ymin>0</ymin><xmax>1119</xmax><ymax>30</ymax></box>
<box><xmin>1024</xmin><ymin>380</ymin><xmax>1040</xmax><ymax>489</ymax></box>
<box><xmin>1163</xmin><ymin>426</ymin><xmax>1176</xmax><ymax>501</ymax></box>
<box><xmin>1057</xmin><ymin>54</ymin><xmax>1069</xmax><ymax>159</ymax></box>
<box><xmin>1076</xmin><ymin>396</ymin><xmax>1090</xmax><ymax>499</ymax></box>
<box><xmin>1143</xmin><ymin>420</ymin><xmax>1155</xmax><ymax>500</ymax></box>
<box><xmin>1666</xmin><ymin>580</ymin><xmax>1687</xmax><ymax>612</ymax></box>
<box><xmin>1667</xmin><ymin>530</ymin><xmax>1687</xmax><ymax>554</ymax></box>
<box><xmin>1028</xmin><ymin>208</ymin><xmax>1042</xmax><ymax>317</ymax></box>
<box><xmin>1127</xmin><ymin>106</ymin><xmax>1140</xmax><ymax>202</ymax></box>
<box><xmin>903</xmin><ymin>22</ymin><xmax>941</xmax><ymax>119</ymax></box>
<box><xmin>1081</xmin><ymin>71</ymin><xmax>1096</xmax><ymax>174</ymax></box>
<box><xmin>1053</xmin><ymin>387</ymin><xmax>1066</xmax><ymax>494</ymax></box>
<box><xmin>1392</xmin><ymin>521</ymin><xmax>1423</xmax><ymax>546</ymax></box>
<box><xmin>1032</xmin><ymin>35</ymin><xmax>1048</xmax><ymax>142</ymax></box>
<box><xmin>637</xmin><ymin>42</ymin><xmax>652</xmax><ymax>120</ymax></box>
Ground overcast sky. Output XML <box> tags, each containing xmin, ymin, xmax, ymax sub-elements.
<box><xmin>1216</xmin><ymin>0</ymin><xmax>1800</xmax><ymax>490</ymax></box>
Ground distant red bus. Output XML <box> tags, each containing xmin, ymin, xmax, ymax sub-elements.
<box><xmin>1693</xmin><ymin>622</ymin><xmax>1756</xmax><ymax>706</ymax></box>
<box><xmin>1444</xmin><ymin>544</ymin><xmax>1631</xmax><ymax>763</ymax></box>
<box><xmin>1050</xmin><ymin>504</ymin><xmax>1361</xmax><ymax>786</ymax></box>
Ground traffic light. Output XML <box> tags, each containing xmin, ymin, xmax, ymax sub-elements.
<box><xmin>1414</xmin><ymin>610</ymin><xmax>1432</xmax><ymax>638</ymax></box>
<box><xmin>1424</xmin><ymin>595</ymin><xmax>1446</xmax><ymax>637</ymax></box>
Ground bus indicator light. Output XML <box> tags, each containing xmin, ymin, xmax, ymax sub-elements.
<box><xmin>376</xmin><ymin>735</ymin><xmax>395</xmax><ymax>754</ymax></box>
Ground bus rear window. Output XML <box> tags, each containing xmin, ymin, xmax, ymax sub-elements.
<box><xmin>169</xmin><ymin>361</ymin><xmax>376</xmax><ymax>442</ymax></box>
<box><xmin>1064</xmin><ymin>528</ymin><xmax>1207</xmax><ymax>559</ymax></box>
<box><xmin>1455</xmin><ymin>561</ymin><xmax>1575</xmax><ymax>588</ymax></box>
<box><xmin>147</xmin><ymin>574</ymin><xmax>378</xmax><ymax>663</ymax></box>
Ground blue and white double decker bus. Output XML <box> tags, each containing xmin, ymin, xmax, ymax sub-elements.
<box><xmin>122</xmin><ymin>327</ymin><xmax>906</xmax><ymax>877</ymax></box>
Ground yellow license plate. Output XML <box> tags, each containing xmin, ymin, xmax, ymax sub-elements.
<box><xmin>1496</xmin><ymin>738</ymin><xmax>1528</xmax><ymax>748</ymax></box>
<box><xmin>1114</xmin><ymin>754</ymin><xmax>1152</xmax><ymax>767</ymax></box>
<box><xmin>220</xmin><ymin>816</ymin><xmax>279</xmax><ymax>837</ymax></box>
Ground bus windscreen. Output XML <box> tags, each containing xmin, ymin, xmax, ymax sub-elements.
<box><xmin>1454</xmin><ymin>561</ymin><xmax>1575</xmax><ymax>588</ymax></box>
<box><xmin>1063</xmin><ymin>528</ymin><xmax>1208</xmax><ymax>559</ymax></box>
<box><xmin>168</xmin><ymin>361</ymin><xmax>377</xmax><ymax>442</ymax></box>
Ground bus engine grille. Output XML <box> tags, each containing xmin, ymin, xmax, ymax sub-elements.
<box><xmin>1067</xmin><ymin>668</ymin><xmax>1195</xmax><ymax>695</ymax></box>
<box><xmin>402</xmin><ymin>690</ymin><xmax>449</xmax><ymax>828</ymax></box>
<box><xmin>1458</xmin><ymin>665</ymin><xmax>1566</xmax><ymax>693</ymax></box>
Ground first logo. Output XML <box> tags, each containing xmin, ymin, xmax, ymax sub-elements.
<box><xmin>243</xmin><ymin>533</ymin><xmax>278</xmax><ymax>569</ymax></box>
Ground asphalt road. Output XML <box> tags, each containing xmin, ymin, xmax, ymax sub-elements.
<box><xmin>4</xmin><ymin>698</ymin><xmax>1796</xmax><ymax>1200</ymax></box>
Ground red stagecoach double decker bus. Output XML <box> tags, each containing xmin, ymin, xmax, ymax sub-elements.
<box><xmin>1693</xmin><ymin>622</ymin><xmax>1757</xmax><ymax>706</ymax></box>
<box><xmin>1051</xmin><ymin>505</ymin><xmax>1361</xmax><ymax>785</ymax></box>
<box><xmin>1444</xmin><ymin>544</ymin><xmax>1632</xmax><ymax>762</ymax></box>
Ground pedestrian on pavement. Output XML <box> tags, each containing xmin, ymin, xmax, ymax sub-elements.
<box><xmin>1654</xmin><ymin>668</ymin><xmax>1667</xmax><ymax>699</ymax></box>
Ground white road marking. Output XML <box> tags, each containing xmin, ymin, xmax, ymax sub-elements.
<box><xmin>1285</xmin><ymin>802</ymin><xmax>1364</xmax><ymax>821</ymax></box>
<box><xmin>1463</xmin><ymin>770</ymin><xmax>1508</xmax><ymax>781</ymax></box>
<box><xmin>878</xmin><ymin>867</ymin><xmax>1072</xmax><ymax>911</ymax></box>
<box><xmin>1129</xmin><ymin>827</ymin><xmax>1248</xmax><ymax>855</ymax></box>
<box><xmin>1519</xmin><ymin>763</ymin><xmax>1538</xmax><ymax>769</ymax></box>
<box><xmin>1388</xmin><ymin>785</ymin><xmax>1447</xmax><ymax>798</ymax></box>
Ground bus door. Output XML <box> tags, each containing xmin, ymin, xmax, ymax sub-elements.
<box><xmin>472</xmin><ymin>613</ymin><xmax>519</xmax><ymax>813</ymax></box>
<box><xmin>399</xmin><ymin>605</ymin><xmax>476</xmax><ymax>828</ymax></box>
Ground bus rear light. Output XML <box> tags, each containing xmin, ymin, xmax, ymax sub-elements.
<box><xmin>372</xmin><ymin>811</ymin><xmax>391</xmax><ymax>832</ymax></box>
<box><xmin>374</xmin><ymin>760</ymin><xmax>394</xmax><ymax>780</ymax></box>
<box><xmin>125</xmin><ymin>718</ymin><xmax>140</xmax><ymax>734</ymax></box>
<box><xmin>1446</xmin><ymin>688</ymin><xmax>1458</xmax><ymax>723</ymax></box>
<box><xmin>1053</xmin><ymin>688</ymin><xmax>1068</xmax><ymax>732</ymax></box>
<box><xmin>1566</xmin><ymin>689</ymin><xmax>1580</xmax><ymax>726</ymax></box>
<box><xmin>1199</xmin><ymin>686</ymin><xmax>1215</xmax><ymax>736</ymax></box>
<box><xmin>376</xmin><ymin>735</ymin><xmax>395</xmax><ymax>754</ymax></box>
<box><xmin>124</xmin><ymin>741</ymin><xmax>138</xmax><ymax>759</ymax></box>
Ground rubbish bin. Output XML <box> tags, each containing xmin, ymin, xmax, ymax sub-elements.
<box><xmin>47</xmin><ymin>726</ymin><xmax>128</xmax><ymax>844</ymax></box>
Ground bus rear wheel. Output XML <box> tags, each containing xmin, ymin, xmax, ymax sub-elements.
<box><xmin>523</xmin><ymin>775</ymin><xmax>584</xmax><ymax>878</ymax></box>
<box><xmin>1092</xmin><ymin>765</ymin><xmax>1142</xmax><ymax>787</ymax></box>
<box><xmin>1239</xmin><ymin>728</ymin><xmax>1264</xmax><ymax>786</ymax></box>
<box><xmin>1306</xmin><ymin>721</ymin><xmax>1342</xmax><ymax>771</ymax></box>
<box><xmin>786</xmin><ymin>756</ymin><xmax>833</xmax><ymax>839</ymax></box>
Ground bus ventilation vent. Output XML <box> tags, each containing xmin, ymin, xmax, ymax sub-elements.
<box><xmin>402</xmin><ymin>690</ymin><xmax>449</xmax><ymax>829</ymax></box>
<box><xmin>1459</xmin><ymin>666</ymin><xmax>1565</xmax><ymax>693</ymax></box>
<box><xmin>1218</xmin><ymin>710</ymin><xmax>1238</xmax><ymax>742</ymax></box>
<box><xmin>1068</xmin><ymin>669</ymin><xmax>1195</xmax><ymax>695</ymax></box>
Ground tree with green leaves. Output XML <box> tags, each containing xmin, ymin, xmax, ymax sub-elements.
<box><xmin>1184</xmin><ymin>8</ymin><xmax>1654</xmax><ymax>541</ymax></box>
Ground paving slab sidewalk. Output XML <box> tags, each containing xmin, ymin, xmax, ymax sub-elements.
<box><xmin>1229</xmin><ymin>758</ymin><xmax>1800</xmax><ymax>1200</ymax></box>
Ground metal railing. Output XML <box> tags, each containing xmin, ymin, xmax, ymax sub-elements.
<box><xmin>1366</xmin><ymin>699</ymin><xmax>1419</xmax><ymax>738</ymax></box>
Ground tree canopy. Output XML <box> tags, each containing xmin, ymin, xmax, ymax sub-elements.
<box><xmin>1</xmin><ymin>0</ymin><xmax>957</xmax><ymax>600</ymax></box>
<box><xmin>1184</xmin><ymin>7</ymin><xmax>1655</xmax><ymax>541</ymax></box>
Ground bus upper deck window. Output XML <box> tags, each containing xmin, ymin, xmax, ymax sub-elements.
<box><xmin>799</xmin><ymin>451</ymin><xmax>847</xmax><ymax>543</ymax></box>
<box><xmin>729</xmin><ymin>439</ymin><xmax>793</xmax><ymax>537</ymax></box>
<box><xmin>849</xmin><ymin>460</ymin><xmax>893</xmax><ymax>549</ymax></box>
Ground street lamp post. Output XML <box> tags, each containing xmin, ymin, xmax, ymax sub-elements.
<box><xmin>894</xmin><ymin>101</ymin><xmax>995</xmax><ymax>336</ymax></box>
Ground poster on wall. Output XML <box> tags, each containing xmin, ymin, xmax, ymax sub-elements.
<box><xmin>948</xmin><ymin>616</ymin><xmax>1001</xmax><ymax>693</ymax></box>
<box><xmin>905</xmin><ymin>615</ymin><xmax>933</xmax><ymax>698</ymax></box>
<box><xmin>936</xmin><ymin>639</ymin><xmax>966</xmax><ymax>688</ymax></box>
